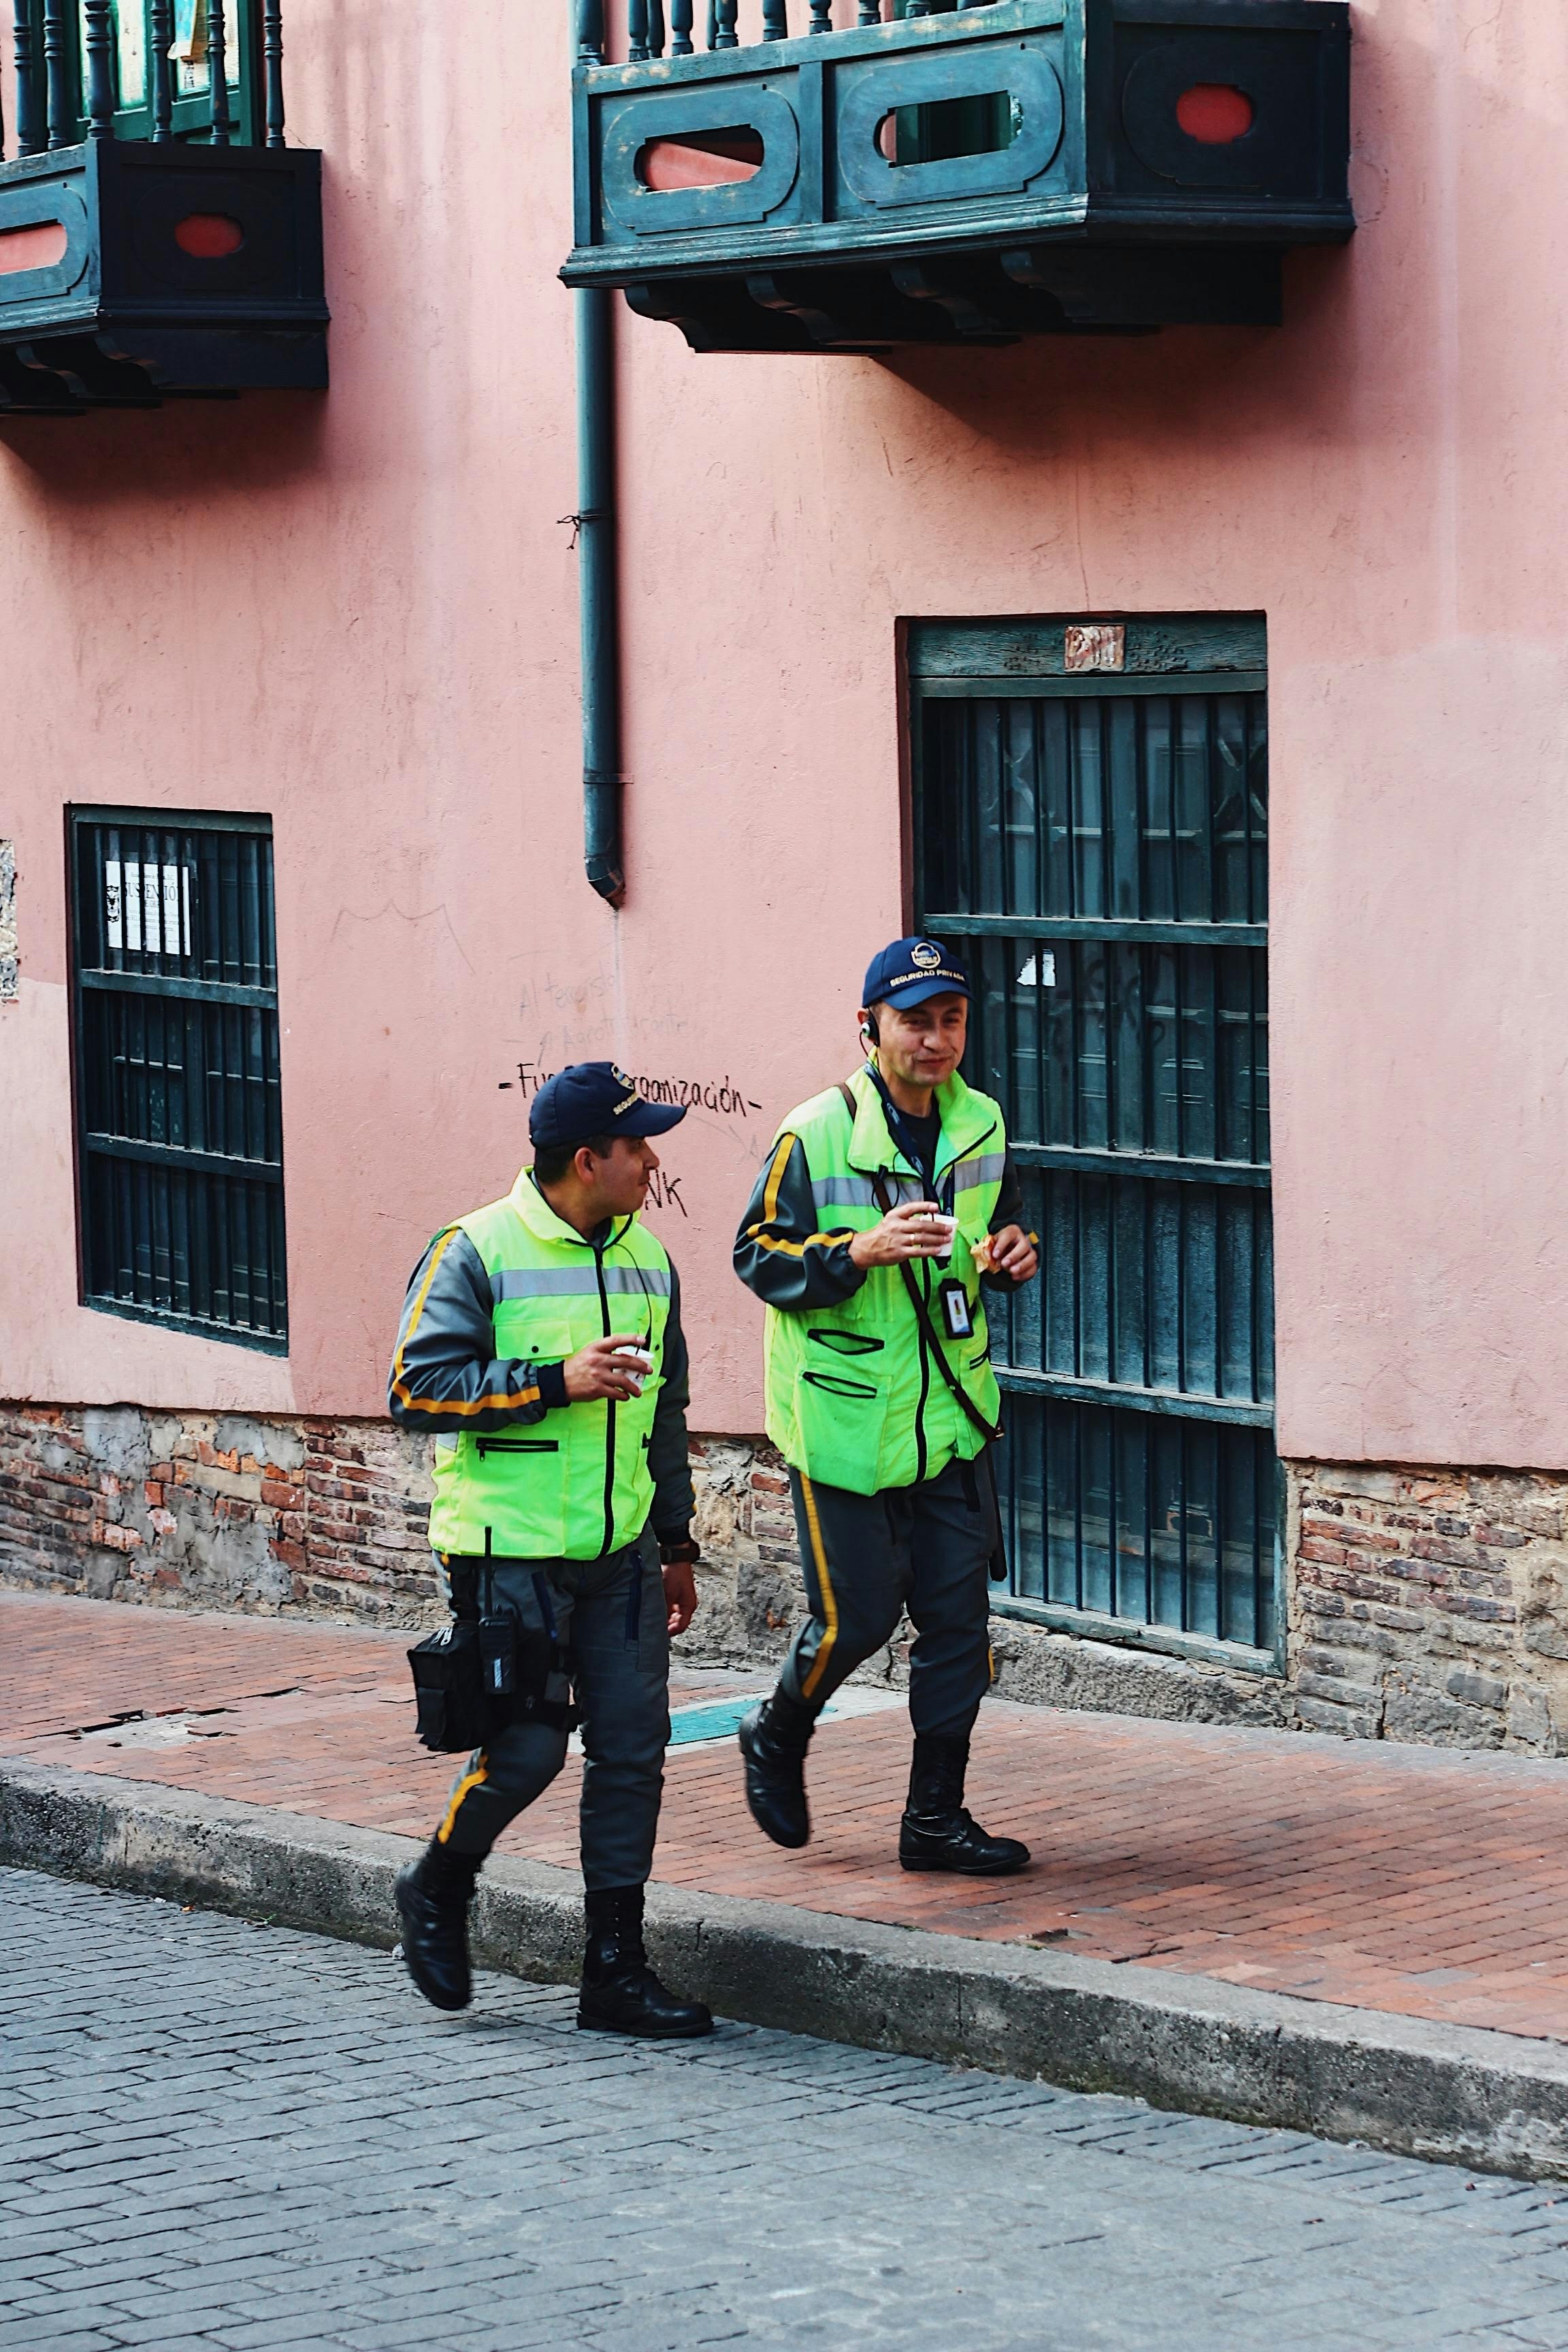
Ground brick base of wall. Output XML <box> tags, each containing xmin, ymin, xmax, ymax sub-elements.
<box><xmin>3</xmin><ymin>1402</ymin><xmax>1565</xmax><ymax>1755</ymax></box>
<box><xmin>0</xmin><ymin>1405</ymin><xmax>438</xmax><ymax>1622</ymax></box>
<box><xmin>1288</xmin><ymin>1461</ymin><xmax>1568</xmax><ymax>1754</ymax></box>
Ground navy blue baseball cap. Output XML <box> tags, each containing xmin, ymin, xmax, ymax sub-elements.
<box><xmin>529</xmin><ymin>1062</ymin><xmax>687</xmax><ymax>1151</ymax></box>
<box><xmin>862</xmin><ymin>936</ymin><xmax>972</xmax><ymax>1012</ymax></box>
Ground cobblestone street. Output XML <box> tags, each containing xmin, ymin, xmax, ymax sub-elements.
<box><xmin>7</xmin><ymin>1870</ymin><xmax>1568</xmax><ymax>2351</ymax></box>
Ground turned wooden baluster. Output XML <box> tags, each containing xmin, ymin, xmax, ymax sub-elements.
<box><xmin>762</xmin><ymin>0</ymin><xmax>787</xmax><ymax>37</ymax></box>
<box><xmin>83</xmin><ymin>0</ymin><xmax>115</xmax><ymax>137</ymax></box>
<box><xmin>261</xmin><ymin>0</ymin><xmax>283</xmax><ymax>146</ymax></box>
<box><xmin>647</xmin><ymin>0</ymin><xmax>665</xmax><ymax>56</ymax></box>
<box><xmin>670</xmin><ymin>0</ymin><xmax>693</xmax><ymax>54</ymax></box>
<box><xmin>808</xmin><ymin>0</ymin><xmax>832</xmax><ymax>28</ymax></box>
<box><xmin>149</xmin><ymin>0</ymin><xmax>174</xmax><ymax>139</ymax></box>
<box><xmin>208</xmin><ymin>0</ymin><xmax>232</xmax><ymax>144</ymax></box>
<box><xmin>627</xmin><ymin>0</ymin><xmax>648</xmax><ymax>59</ymax></box>
<box><xmin>577</xmin><ymin>0</ymin><xmax>605</xmax><ymax>64</ymax></box>
<box><xmin>857</xmin><ymin>0</ymin><xmax>881</xmax><ymax>22</ymax></box>
<box><xmin>42</xmin><ymin>0</ymin><xmax>71</xmax><ymax>150</ymax></box>
<box><xmin>713</xmin><ymin>0</ymin><xmax>737</xmax><ymax>49</ymax></box>
<box><xmin>12</xmin><ymin>0</ymin><xmax>45</xmax><ymax>154</ymax></box>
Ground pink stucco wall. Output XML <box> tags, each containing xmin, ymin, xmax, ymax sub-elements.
<box><xmin>2</xmin><ymin>0</ymin><xmax>1565</xmax><ymax>1471</ymax></box>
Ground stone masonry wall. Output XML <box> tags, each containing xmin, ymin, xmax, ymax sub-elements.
<box><xmin>3</xmin><ymin>1401</ymin><xmax>1567</xmax><ymax>1755</ymax></box>
<box><xmin>1288</xmin><ymin>1462</ymin><xmax>1568</xmax><ymax>1754</ymax></box>
<box><xmin>0</xmin><ymin>1405</ymin><xmax>438</xmax><ymax>1622</ymax></box>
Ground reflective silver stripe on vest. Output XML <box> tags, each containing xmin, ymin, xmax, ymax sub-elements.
<box><xmin>491</xmin><ymin>1264</ymin><xmax>672</xmax><ymax>1301</ymax></box>
<box><xmin>811</xmin><ymin>1174</ymin><xmax>926</xmax><ymax>1213</ymax></box>
<box><xmin>951</xmin><ymin>1152</ymin><xmax>1007</xmax><ymax>1194</ymax></box>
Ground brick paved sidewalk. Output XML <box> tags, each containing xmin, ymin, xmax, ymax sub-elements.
<box><xmin>4</xmin><ymin>1586</ymin><xmax>1568</xmax><ymax>2046</ymax></box>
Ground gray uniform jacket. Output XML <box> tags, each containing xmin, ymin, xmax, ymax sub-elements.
<box><xmin>387</xmin><ymin>1220</ymin><xmax>695</xmax><ymax>1548</ymax></box>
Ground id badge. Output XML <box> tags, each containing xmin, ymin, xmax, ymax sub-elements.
<box><xmin>938</xmin><ymin>1279</ymin><xmax>975</xmax><ymax>1341</ymax></box>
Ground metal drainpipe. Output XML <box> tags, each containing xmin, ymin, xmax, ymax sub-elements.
<box><xmin>576</xmin><ymin>286</ymin><xmax>625</xmax><ymax>904</ymax></box>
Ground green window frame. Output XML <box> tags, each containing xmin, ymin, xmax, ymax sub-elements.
<box><xmin>29</xmin><ymin>0</ymin><xmax>261</xmax><ymax>146</ymax></box>
<box><xmin>68</xmin><ymin>806</ymin><xmax>287</xmax><ymax>1353</ymax></box>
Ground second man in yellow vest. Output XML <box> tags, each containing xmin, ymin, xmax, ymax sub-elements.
<box><xmin>733</xmin><ymin>938</ymin><xmax>1039</xmax><ymax>1874</ymax></box>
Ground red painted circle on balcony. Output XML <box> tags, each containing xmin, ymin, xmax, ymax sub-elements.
<box><xmin>1175</xmin><ymin>84</ymin><xmax>1254</xmax><ymax>144</ymax></box>
<box><xmin>174</xmin><ymin>213</ymin><xmax>245</xmax><ymax>259</ymax></box>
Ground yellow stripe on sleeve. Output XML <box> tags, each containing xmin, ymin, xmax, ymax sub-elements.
<box><xmin>742</xmin><ymin>1133</ymin><xmax>853</xmax><ymax>1258</ymax></box>
<box><xmin>391</xmin><ymin>1228</ymin><xmax>544</xmax><ymax>1418</ymax></box>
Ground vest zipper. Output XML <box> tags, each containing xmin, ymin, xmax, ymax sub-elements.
<box><xmin>913</xmin><ymin>1259</ymin><xmax>932</xmax><ymax>1486</ymax></box>
<box><xmin>594</xmin><ymin>1237</ymin><xmax>616</xmax><ymax>1560</ymax></box>
<box><xmin>919</xmin><ymin>1111</ymin><xmax>995</xmax><ymax>1486</ymax></box>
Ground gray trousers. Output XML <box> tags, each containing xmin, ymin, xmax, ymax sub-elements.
<box><xmin>434</xmin><ymin>1544</ymin><xmax>670</xmax><ymax>1893</ymax></box>
<box><xmin>779</xmin><ymin>1455</ymin><xmax>996</xmax><ymax>1742</ymax></box>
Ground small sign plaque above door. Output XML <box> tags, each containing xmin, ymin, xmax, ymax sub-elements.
<box><xmin>1064</xmin><ymin>623</ymin><xmax>1126</xmax><ymax>673</ymax></box>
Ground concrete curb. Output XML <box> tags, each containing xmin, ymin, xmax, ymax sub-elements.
<box><xmin>5</xmin><ymin>1754</ymin><xmax>1568</xmax><ymax>2181</ymax></box>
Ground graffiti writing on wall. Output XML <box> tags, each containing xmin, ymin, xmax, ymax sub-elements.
<box><xmin>500</xmin><ymin>1063</ymin><xmax>762</xmax><ymax>1119</ymax></box>
<box><xmin>642</xmin><ymin>1170</ymin><xmax>687</xmax><ymax>1218</ymax></box>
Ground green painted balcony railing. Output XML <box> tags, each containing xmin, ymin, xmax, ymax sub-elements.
<box><xmin>564</xmin><ymin>0</ymin><xmax>1352</xmax><ymax>351</ymax></box>
<box><xmin>0</xmin><ymin>0</ymin><xmax>325</xmax><ymax>412</ymax></box>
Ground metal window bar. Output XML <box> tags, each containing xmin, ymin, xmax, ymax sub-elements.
<box><xmin>71</xmin><ymin>812</ymin><xmax>286</xmax><ymax>1349</ymax></box>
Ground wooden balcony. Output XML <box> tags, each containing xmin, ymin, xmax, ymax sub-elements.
<box><xmin>0</xmin><ymin>1</ymin><xmax>325</xmax><ymax>413</ymax></box>
<box><xmin>563</xmin><ymin>0</ymin><xmax>1352</xmax><ymax>351</ymax></box>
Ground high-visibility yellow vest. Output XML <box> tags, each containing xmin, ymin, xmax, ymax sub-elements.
<box><xmin>762</xmin><ymin>1066</ymin><xmax>1007</xmax><ymax>1495</ymax></box>
<box><xmin>426</xmin><ymin>1171</ymin><xmax>672</xmax><ymax>1561</ymax></box>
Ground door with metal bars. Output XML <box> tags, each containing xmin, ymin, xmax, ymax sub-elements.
<box><xmin>911</xmin><ymin>616</ymin><xmax>1277</xmax><ymax>1667</ymax></box>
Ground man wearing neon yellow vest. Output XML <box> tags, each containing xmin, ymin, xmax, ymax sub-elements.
<box><xmin>388</xmin><ymin>1063</ymin><xmax>710</xmax><ymax>2036</ymax></box>
<box><xmin>733</xmin><ymin>939</ymin><xmax>1039</xmax><ymax>1873</ymax></box>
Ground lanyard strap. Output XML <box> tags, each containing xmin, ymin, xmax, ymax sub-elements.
<box><xmin>840</xmin><ymin>1092</ymin><xmax>1002</xmax><ymax>1452</ymax></box>
<box><xmin>857</xmin><ymin>1062</ymin><xmax>953</xmax><ymax>1213</ymax></box>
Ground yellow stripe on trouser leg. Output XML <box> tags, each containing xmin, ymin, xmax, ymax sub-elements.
<box><xmin>798</xmin><ymin>1475</ymin><xmax>840</xmax><ymax>1703</ymax></box>
<box><xmin>436</xmin><ymin>1752</ymin><xmax>489</xmax><ymax>1845</ymax></box>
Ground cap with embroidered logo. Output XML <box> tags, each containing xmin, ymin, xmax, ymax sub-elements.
<box><xmin>529</xmin><ymin>1062</ymin><xmax>687</xmax><ymax>1151</ymax></box>
<box><xmin>862</xmin><ymin>936</ymin><xmax>972</xmax><ymax>1012</ymax></box>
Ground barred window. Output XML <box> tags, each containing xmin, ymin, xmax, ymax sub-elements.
<box><xmin>69</xmin><ymin>808</ymin><xmax>287</xmax><ymax>1352</ymax></box>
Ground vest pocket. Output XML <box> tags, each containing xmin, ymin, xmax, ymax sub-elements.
<box><xmin>791</xmin><ymin>1363</ymin><xmax>890</xmax><ymax>1494</ymax></box>
<box><xmin>475</xmin><ymin>1438</ymin><xmax>559</xmax><ymax>1456</ymax></box>
<box><xmin>806</xmin><ymin>1328</ymin><xmax>885</xmax><ymax>1358</ymax></box>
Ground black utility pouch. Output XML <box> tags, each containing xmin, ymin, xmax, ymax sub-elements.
<box><xmin>407</xmin><ymin>1621</ymin><xmax>489</xmax><ymax>1754</ymax></box>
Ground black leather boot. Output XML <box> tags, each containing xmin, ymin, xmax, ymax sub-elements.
<box><xmin>737</xmin><ymin>1688</ymin><xmax>816</xmax><ymax>1848</ymax></box>
<box><xmin>578</xmin><ymin>1884</ymin><xmax>714</xmax><ymax>2038</ymax></box>
<box><xmin>395</xmin><ymin>1842</ymin><xmax>481</xmax><ymax>2011</ymax></box>
<box><xmin>899</xmin><ymin>1733</ymin><xmax>1030</xmax><ymax>1876</ymax></box>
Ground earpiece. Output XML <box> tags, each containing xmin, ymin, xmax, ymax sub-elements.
<box><xmin>860</xmin><ymin>1012</ymin><xmax>881</xmax><ymax>1047</ymax></box>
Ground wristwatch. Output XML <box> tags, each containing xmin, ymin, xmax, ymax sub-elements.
<box><xmin>658</xmin><ymin>1536</ymin><xmax>702</xmax><ymax>1567</ymax></box>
